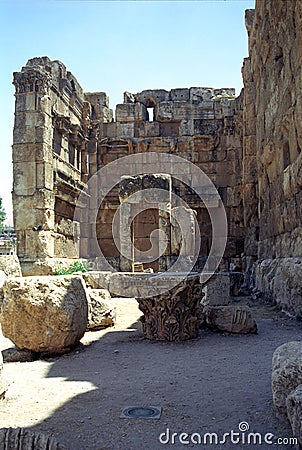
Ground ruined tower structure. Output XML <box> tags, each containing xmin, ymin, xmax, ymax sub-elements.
<box><xmin>12</xmin><ymin>0</ymin><xmax>302</xmax><ymax>315</ymax></box>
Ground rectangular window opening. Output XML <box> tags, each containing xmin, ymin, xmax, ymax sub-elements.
<box><xmin>147</xmin><ymin>107</ymin><xmax>154</xmax><ymax>122</ymax></box>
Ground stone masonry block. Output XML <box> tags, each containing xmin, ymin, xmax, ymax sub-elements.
<box><xmin>201</xmin><ymin>273</ymin><xmax>230</xmax><ymax>306</ymax></box>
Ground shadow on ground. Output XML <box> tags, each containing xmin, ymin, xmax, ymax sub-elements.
<box><xmin>1</xmin><ymin>298</ymin><xmax>301</xmax><ymax>450</ymax></box>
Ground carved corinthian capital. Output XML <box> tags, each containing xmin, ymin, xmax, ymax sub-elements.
<box><xmin>13</xmin><ymin>69</ymin><xmax>51</xmax><ymax>95</ymax></box>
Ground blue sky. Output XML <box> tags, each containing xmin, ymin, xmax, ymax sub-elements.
<box><xmin>0</xmin><ymin>0</ymin><xmax>254</xmax><ymax>225</ymax></box>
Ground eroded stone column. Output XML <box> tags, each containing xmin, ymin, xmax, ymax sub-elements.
<box><xmin>13</xmin><ymin>61</ymin><xmax>55</xmax><ymax>274</ymax></box>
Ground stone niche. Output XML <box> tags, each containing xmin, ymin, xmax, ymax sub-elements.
<box><xmin>118</xmin><ymin>173</ymin><xmax>172</xmax><ymax>273</ymax></box>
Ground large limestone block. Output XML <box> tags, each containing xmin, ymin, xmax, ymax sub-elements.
<box><xmin>87</xmin><ymin>289</ymin><xmax>116</xmax><ymax>330</ymax></box>
<box><xmin>0</xmin><ymin>256</ymin><xmax>22</xmax><ymax>277</ymax></box>
<box><xmin>286</xmin><ymin>384</ymin><xmax>302</xmax><ymax>446</ymax></box>
<box><xmin>203</xmin><ymin>305</ymin><xmax>257</xmax><ymax>334</ymax></box>
<box><xmin>1</xmin><ymin>276</ymin><xmax>88</xmax><ymax>354</ymax></box>
<box><xmin>272</xmin><ymin>341</ymin><xmax>302</xmax><ymax>416</ymax></box>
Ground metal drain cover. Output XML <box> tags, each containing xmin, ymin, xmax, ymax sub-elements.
<box><xmin>120</xmin><ymin>406</ymin><xmax>162</xmax><ymax>419</ymax></box>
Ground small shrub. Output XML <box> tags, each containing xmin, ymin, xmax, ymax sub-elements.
<box><xmin>55</xmin><ymin>261</ymin><xmax>91</xmax><ymax>275</ymax></box>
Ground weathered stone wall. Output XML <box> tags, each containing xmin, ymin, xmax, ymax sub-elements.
<box><xmin>12</xmin><ymin>57</ymin><xmax>244</xmax><ymax>275</ymax></box>
<box><xmin>90</xmin><ymin>87</ymin><xmax>244</xmax><ymax>271</ymax></box>
<box><xmin>242</xmin><ymin>0</ymin><xmax>302</xmax><ymax>314</ymax></box>
<box><xmin>12</xmin><ymin>57</ymin><xmax>112</xmax><ymax>275</ymax></box>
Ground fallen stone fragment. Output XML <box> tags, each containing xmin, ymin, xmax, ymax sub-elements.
<box><xmin>203</xmin><ymin>305</ymin><xmax>257</xmax><ymax>334</ymax></box>
<box><xmin>255</xmin><ymin>258</ymin><xmax>302</xmax><ymax>316</ymax></box>
<box><xmin>0</xmin><ymin>428</ymin><xmax>68</xmax><ymax>449</ymax></box>
<box><xmin>1</xmin><ymin>276</ymin><xmax>88</xmax><ymax>354</ymax></box>
<box><xmin>87</xmin><ymin>289</ymin><xmax>116</xmax><ymax>330</ymax></box>
<box><xmin>286</xmin><ymin>384</ymin><xmax>302</xmax><ymax>447</ymax></box>
<box><xmin>2</xmin><ymin>347</ymin><xmax>38</xmax><ymax>363</ymax></box>
<box><xmin>272</xmin><ymin>341</ymin><xmax>302</xmax><ymax>416</ymax></box>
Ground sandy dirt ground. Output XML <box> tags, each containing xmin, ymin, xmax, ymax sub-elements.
<box><xmin>0</xmin><ymin>297</ymin><xmax>301</xmax><ymax>450</ymax></box>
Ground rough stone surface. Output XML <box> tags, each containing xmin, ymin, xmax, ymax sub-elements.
<box><xmin>203</xmin><ymin>305</ymin><xmax>257</xmax><ymax>334</ymax></box>
<box><xmin>2</xmin><ymin>347</ymin><xmax>38</xmax><ymax>363</ymax></box>
<box><xmin>201</xmin><ymin>273</ymin><xmax>230</xmax><ymax>306</ymax></box>
<box><xmin>0</xmin><ymin>256</ymin><xmax>22</xmax><ymax>277</ymax></box>
<box><xmin>286</xmin><ymin>384</ymin><xmax>302</xmax><ymax>447</ymax></box>
<box><xmin>87</xmin><ymin>289</ymin><xmax>116</xmax><ymax>330</ymax></box>
<box><xmin>0</xmin><ymin>270</ymin><xmax>7</xmax><ymax>305</ymax></box>
<box><xmin>82</xmin><ymin>271</ymin><xmax>112</xmax><ymax>291</ymax></box>
<box><xmin>0</xmin><ymin>276</ymin><xmax>88</xmax><ymax>354</ymax></box>
<box><xmin>0</xmin><ymin>428</ymin><xmax>67</xmax><ymax>449</ymax></box>
<box><xmin>272</xmin><ymin>341</ymin><xmax>302</xmax><ymax>416</ymax></box>
<box><xmin>242</xmin><ymin>1</ymin><xmax>302</xmax><ymax>313</ymax></box>
<box><xmin>255</xmin><ymin>258</ymin><xmax>302</xmax><ymax>316</ymax></box>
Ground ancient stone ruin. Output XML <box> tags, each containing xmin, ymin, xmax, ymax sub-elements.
<box><xmin>6</xmin><ymin>1</ymin><xmax>301</xmax><ymax>342</ymax></box>
<box><xmin>11</xmin><ymin>1</ymin><xmax>301</xmax><ymax>319</ymax></box>
<box><xmin>12</xmin><ymin>61</ymin><xmax>242</xmax><ymax>277</ymax></box>
<box><xmin>0</xmin><ymin>0</ymin><xmax>301</xmax><ymax>447</ymax></box>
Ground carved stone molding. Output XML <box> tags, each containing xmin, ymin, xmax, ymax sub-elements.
<box><xmin>99</xmin><ymin>137</ymin><xmax>133</xmax><ymax>154</ymax></box>
<box><xmin>13</xmin><ymin>69</ymin><xmax>51</xmax><ymax>95</ymax></box>
<box><xmin>52</xmin><ymin>115</ymin><xmax>71</xmax><ymax>136</ymax></box>
<box><xmin>69</xmin><ymin>124</ymin><xmax>85</xmax><ymax>146</ymax></box>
